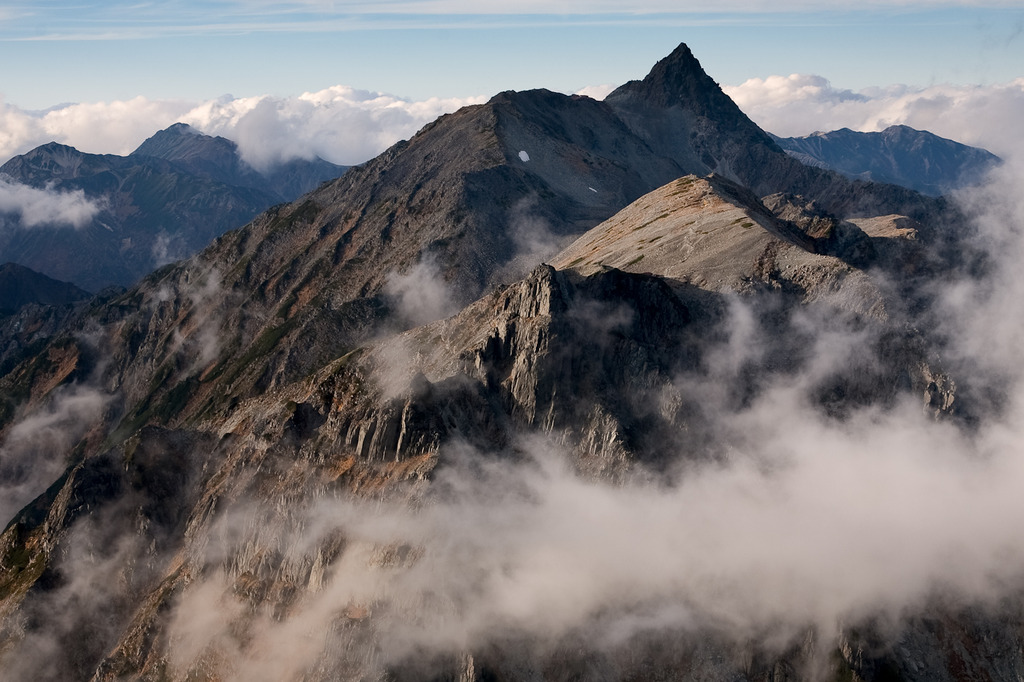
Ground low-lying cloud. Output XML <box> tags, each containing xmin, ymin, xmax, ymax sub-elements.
<box><xmin>0</xmin><ymin>88</ymin><xmax>485</xmax><ymax>169</ymax></box>
<box><xmin>7</xmin><ymin>70</ymin><xmax>1024</xmax><ymax>680</ymax></box>
<box><xmin>384</xmin><ymin>256</ymin><xmax>459</xmax><ymax>328</ymax></box>
<box><xmin>164</xmin><ymin>394</ymin><xmax>1024</xmax><ymax>679</ymax></box>
<box><xmin>0</xmin><ymin>384</ymin><xmax>111</xmax><ymax>524</ymax></box>
<box><xmin>151</xmin><ymin>149</ymin><xmax>1024</xmax><ymax>681</ymax></box>
<box><xmin>0</xmin><ymin>177</ymin><xmax>103</xmax><ymax>228</ymax></box>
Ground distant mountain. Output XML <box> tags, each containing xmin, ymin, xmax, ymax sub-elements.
<box><xmin>131</xmin><ymin>123</ymin><xmax>345</xmax><ymax>203</ymax></box>
<box><xmin>771</xmin><ymin>125</ymin><xmax>1001</xmax><ymax>196</ymax></box>
<box><xmin>0</xmin><ymin>262</ymin><xmax>89</xmax><ymax>314</ymax></box>
<box><xmin>0</xmin><ymin>126</ymin><xmax>346</xmax><ymax>291</ymax></box>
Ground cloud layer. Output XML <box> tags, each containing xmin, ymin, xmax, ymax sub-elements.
<box><xmin>8</xmin><ymin>1</ymin><xmax>1023</xmax><ymax>39</ymax></box>
<box><xmin>5</xmin><ymin>74</ymin><xmax>1022</xmax><ymax>177</ymax></box>
<box><xmin>724</xmin><ymin>75</ymin><xmax>1024</xmax><ymax>161</ymax></box>
<box><xmin>0</xmin><ymin>88</ymin><xmax>485</xmax><ymax>169</ymax></box>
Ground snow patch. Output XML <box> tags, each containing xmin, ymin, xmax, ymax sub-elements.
<box><xmin>518</xmin><ymin>150</ymin><xmax>530</xmax><ymax>162</ymax></box>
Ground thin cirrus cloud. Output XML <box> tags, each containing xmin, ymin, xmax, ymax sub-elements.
<box><xmin>5</xmin><ymin>1</ymin><xmax>1022</xmax><ymax>39</ymax></box>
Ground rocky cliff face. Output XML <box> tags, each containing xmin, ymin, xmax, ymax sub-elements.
<box><xmin>0</xmin><ymin>43</ymin><xmax>1013</xmax><ymax>682</ymax></box>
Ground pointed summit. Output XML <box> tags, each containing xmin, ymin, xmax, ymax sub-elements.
<box><xmin>602</xmin><ymin>43</ymin><xmax>938</xmax><ymax>218</ymax></box>
<box><xmin>607</xmin><ymin>43</ymin><xmax>731</xmax><ymax>114</ymax></box>
<box><xmin>603</xmin><ymin>42</ymin><xmax>781</xmax><ymax>191</ymax></box>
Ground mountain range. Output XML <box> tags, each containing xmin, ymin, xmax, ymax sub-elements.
<box><xmin>772</xmin><ymin>124</ymin><xmax>1001</xmax><ymax>196</ymax></box>
<box><xmin>0</xmin><ymin>124</ymin><xmax>346</xmax><ymax>291</ymax></box>
<box><xmin>0</xmin><ymin>43</ymin><xmax>1016</xmax><ymax>681</ymax></box>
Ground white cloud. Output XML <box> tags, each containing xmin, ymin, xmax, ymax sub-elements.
<box><xmin>181</xmin><ymin>87</ymin><xmax>485</xmax><ymax>169</ymax></box>
<box><xmin>0</xmin><ymin>177</ymin><xmax>103</xmax><ymax>228</ymax></box>
<box><xmin>26</xmin><ymin>95</ymin><xmax>200</xmax><ymax>157</ymax></box>
<box><xmin>0</xmin><ymin>88</ymin><xmax>485</xmax><ymax>169</ymax></box>
<box><xmin>384</xmin><ymin>256</ymin><xmax>459</xmax><ymax>328</ymax></box>
<box><xmin>4</xmin><ymin>75</ymin><xmax>1022</xmax><ymax>174</ymax></box>
<box><xmin>574</xmin><ymin>83</ymin><xmax>617</xmax><ymax>101</ymax></box>
<box><xmin>724</xmin><ymin>75</ymin><xmax>1024</xmax><ymax>161</ymax></box>
<box><xmin>0</xmin><ymin>385</ymin><xmax>111</xmax><ymax>524</ymax></box>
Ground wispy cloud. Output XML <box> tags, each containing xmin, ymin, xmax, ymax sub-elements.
<box><xmin>0</xmin><ymin>384</ymin><xmax>111</xmax><ymax>523</ymax></box>
<box><xmin>5</xmin><ymin>1</ymin><xmax>1022</xmax><ymax>40</ymax></box>
<box><xmin>0</xmin><ymin>176</ymin><xmax>103</xmax><ymax>228</ymax></box>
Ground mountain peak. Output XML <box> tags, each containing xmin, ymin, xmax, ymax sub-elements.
<box><xmin>131</xmin><ymin>123</ymin><xmax>237</xmax><ymax>161</ymax></box>
<box><xmin>606</xmin><ymin>42</ymin><xmax>730</xmax><ymax>113</ymax></box>
<box><xmin>18</xmin><ymin>140</ymin><xmax>82</xmax><ymax>160</ymax></box>
<box><xmin>144</xmin><ymin>121</ymin><xmax>204</xmax><ymax>141</ymax></box>
<box><xmin>166</xmin><ymin>122</ymin><xmax>199</xmax><ymax>134</ymax></box>
<box><xmin>0</xmin><ymin>141</ymin><xmax>96</xmax><ymax>183</ymax></box>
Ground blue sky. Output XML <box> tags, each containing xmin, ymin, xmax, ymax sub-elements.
<box><xmin>1</xmin><ymin>2</ymin><xmax>1022</xmax><ymax>109</ymax></box>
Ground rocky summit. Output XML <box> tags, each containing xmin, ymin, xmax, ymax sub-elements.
<box><xmin>0</xmin><ymin>43</ymin><xmax>1017</xmax><ymax>681</ymax></box>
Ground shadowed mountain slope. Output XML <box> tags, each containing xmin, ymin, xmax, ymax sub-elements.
<box><xmin>0</xmin><ymin>127</ymin><xmax>346</xmax><ymax>290</ymax></box>
<box><xmin>771</xmin><ymin>124</ymin><xmax>1002</xmax><ymax>196</ymax></box>
<box><xmin>0</xmin><ymin>263</ymin><xmax>93</xmax><ymax>376</ymax></box>
<box><xmin>0</xmin><ymin>262</ymin><xmax>89</xmax><ymax>314</ymax></box>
